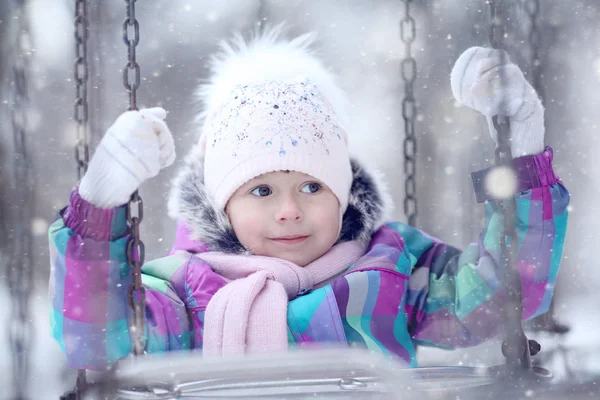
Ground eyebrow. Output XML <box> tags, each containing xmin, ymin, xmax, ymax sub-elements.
<box><xmin>246</xmin><ymin>170</ymin><xmax>292</xmax><ymax>186</ymax></box>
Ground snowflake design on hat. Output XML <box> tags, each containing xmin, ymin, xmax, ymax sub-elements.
<box><xmin>208</xmin><ymin>80</ymin><xmax>344</xmax><ymax>158</ymax></box>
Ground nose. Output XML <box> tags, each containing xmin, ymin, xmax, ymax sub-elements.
<box><xmin>275</xmin><ymin>195</ymin><xmax>304</xmax><ymax>222</ymax></box>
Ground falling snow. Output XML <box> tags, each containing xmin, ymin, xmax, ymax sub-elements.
<box><xmin>1</xmin><ymin>0</ymin><xmax>599</xmax><ymax>398</ymax></box>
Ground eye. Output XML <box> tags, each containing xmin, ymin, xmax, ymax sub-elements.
<box><xmin>301</xmin><ymin>182</ymin><xmax>321</xmax><ymax>194</ymax></box>
<box><xmin>251</xmin><ymin>185</ymin><xmax>272</xmax><ymax>197</ymax></box>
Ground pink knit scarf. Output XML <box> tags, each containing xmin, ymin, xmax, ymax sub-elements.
<box><xmin>200</xmin><ymin>240</ymin><xmax>367</xmax><ymax>356</ymax></box>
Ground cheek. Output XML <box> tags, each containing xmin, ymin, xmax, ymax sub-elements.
<box><xmin>228</xmin><ymin>202</ymin><xmax>268</xmax><ymax>246</ymax></box>
<box><xmin>310</xmin><ymin>195</ymin><xmax>341</xmax><ymax>238</ymax></box>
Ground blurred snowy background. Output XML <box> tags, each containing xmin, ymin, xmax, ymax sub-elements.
<box><xmin>1</xmin><ymin>0</ymin><xmax>599</xmax><ymax>398</ymax></box>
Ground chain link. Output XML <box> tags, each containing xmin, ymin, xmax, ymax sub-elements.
<box><xmin>8</xmin><ymin>0</ymin><xmax>35</xmax><ymax>397</ymax></box>
<box><xmin>123</xmin><ymin>0</ymin><xmax>146</xmax><ymax>357</ymax></box>
<box><xmin>400</xmin><ymin>0</ymin><xmax>418</xmax><ymax>227</ymax></box>
<box><xmin>74</xmin><ymin>0</ymin><xmax>89</xmax><ymax>180</ymax></box>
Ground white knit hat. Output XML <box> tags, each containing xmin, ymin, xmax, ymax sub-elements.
<box><xmin>196</xmin><ymin>27</ymin><xmax>353</xmax><ymax>211</ymax></box>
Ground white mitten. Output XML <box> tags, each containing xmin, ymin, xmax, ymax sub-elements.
<box><xmin>450</xmin><ymin>46</ymin><xmax>545</xmax><ymax>157</ymax></box>
<box><xmin>79</xmin><ymin>107</ymin><xmax>176</xmax><ymax>208</ymax></box>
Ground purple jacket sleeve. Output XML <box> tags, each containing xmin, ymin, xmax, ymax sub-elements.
<box><xmin>48</xmin><ymin>190</ymin><xmax>193</xmax><ymax>370</ymax></box>
<box><xmin>403</xmin><ymin>147</ymin><xmax>570</xmax><ymax>348</ymax></box>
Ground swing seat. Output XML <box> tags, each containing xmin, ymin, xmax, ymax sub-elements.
<box><xmin>76</xmin><ymin>348</ymin><xmax>498</xmax><ymax>399</ymax></box>
<box><xmin>75</xmin><ymin>347</ymin><xmax>600</xmax><ymax>399</ymax></box>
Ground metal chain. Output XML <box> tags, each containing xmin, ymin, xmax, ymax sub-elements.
<box><xmin>123</xmin><ymin>0</ymin><xmax>140</xmax><ymax>111</ymax></box>
<box><xmin>488</xmin><ymin>0</ymin><xmax>506</xmax><ymax>50</ymax></box>
<box><xmin>523</xmin><ymin>0</ymin><xmax>567</xmax><ymax>336</ymax></box>
<box><xmin>488</xmin><ymin>0</ymin><xmax>533</xmax><ymax>371</ymax></box>
<box><xmin>400</xmin><ymin>0</ymin><xmax>418</xmax><ymax>227</ymax></box>
<box><xmin>123</xmin><ymin>0</ymin><xmax>146</xmax><ymax>357</ymax></box>
<box><xmin>63</xmin><ymin>2</ymin><xmax>91</xmax><ymax>398</ymax></box>
<box><xmin>74</xmin><ymin>0</ymin><xmax>89</xmax><ymax>180</ymax></box>
<box><xmin>257</xmin><ymin>0</ymin><xmax>266</xmax><ymax>28</ymax></box>
<box><xmin>488</xmin><ymin>0</ymin><xmax>513</xmax><ymax>165</ymax></box>
<box><xmin>8</xmin><ymin>0</ymin><xmax>34</xmax><ymax>397</ymax></box>
<box><xmin>88</xmin><ymin>1</ymin><xmax>105</xmax><ymax>148</ymax></box>
<box><xmin>524</xmin><ymin>0</ymin><xmax>544</xmax><ymax>103</ymax></box>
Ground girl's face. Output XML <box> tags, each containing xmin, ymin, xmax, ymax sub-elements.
<box><xmin>226</xmin><ymin>171</ymin><xmax>341</xmax><ymax>266</ymax></box>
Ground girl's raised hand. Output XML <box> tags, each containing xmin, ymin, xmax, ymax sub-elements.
<box><xmin>78</xmin><ymin>107</ymin><xmax>176</xmax><ymax>208</ymax></box>
<box><xmin>450</xmin><ymin>47</ymin><xmax>545</xmax><ymax>157</ymax></box>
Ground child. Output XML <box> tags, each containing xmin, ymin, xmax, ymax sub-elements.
<box><xmin>49</xmin><ymin>30</ymin><xmax>569</xmax><ymax>370</ymax></box>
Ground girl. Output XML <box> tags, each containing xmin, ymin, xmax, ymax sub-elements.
<box><xmin>49</xmin><ymin>30</ymin><xmax>569</xmax><ymax>370</ymax></box>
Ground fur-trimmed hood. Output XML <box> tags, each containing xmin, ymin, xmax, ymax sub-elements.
<box><xmin>167</xmin><ymin>147</ymin><xmax>391</xmax><ymax>254</ymax></box>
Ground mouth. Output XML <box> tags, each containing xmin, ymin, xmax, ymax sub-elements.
<box><xmin>270</xmin><ymin>235</ymin><xmax>309</xmax><ymax>245</ymax></box>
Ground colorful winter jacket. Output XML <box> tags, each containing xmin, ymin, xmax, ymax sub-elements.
<box><xmin>49</xmin><ymin>148</ymin><xmax>569</xmax><ymax>371</ymax></box>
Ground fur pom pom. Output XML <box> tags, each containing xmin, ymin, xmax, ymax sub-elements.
<box><xmin>196</xmin><ymin>24</ymin><xmax>349</xmax><ymax>131</ymax></box>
